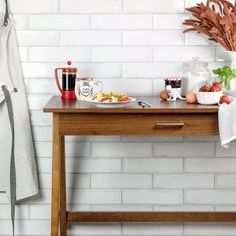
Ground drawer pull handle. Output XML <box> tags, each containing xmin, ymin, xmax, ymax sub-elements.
<box><xmin>155</xmin><ymin>122</ymin><xmax>185</xmax><ymax>128</ymax></box>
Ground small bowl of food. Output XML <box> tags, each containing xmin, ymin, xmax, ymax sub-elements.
<box><xmin>91</xmin><ymin>92</ymin><xmax>136</xmax><ymax>108</ymax></box>
<box><xmin>196</xmin><ymin>83</ymin><xmax>223</xmax><ymax>105</ymax></box>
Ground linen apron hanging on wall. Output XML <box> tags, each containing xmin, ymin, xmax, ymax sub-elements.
<box><xmin>0</xmin><ymin>0</ymin><xmax>39</xmax><ymax>232</ymax></box>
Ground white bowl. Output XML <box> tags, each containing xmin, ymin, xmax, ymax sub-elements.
<box><xmin>196</xmin><ymin>91</ymin><xmax>222</xmax><ymax>105</ymax></box>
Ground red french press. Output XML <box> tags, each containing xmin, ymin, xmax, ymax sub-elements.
<box><xmin>54</xmin><ymin>61</ymin><xmax>77</xmax><ymax>100</ymax></box>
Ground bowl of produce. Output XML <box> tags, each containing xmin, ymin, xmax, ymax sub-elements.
<box><xmin>196</xmin><ymin>82</ymin><xmax>223</xmax><ymax>105</ymax></box>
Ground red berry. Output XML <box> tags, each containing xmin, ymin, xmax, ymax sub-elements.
<box><xmin>220</xmin><ymin>95</ymin><xmax>232</xmax><ymax>105</ymax></box>
<box><xmin>210</xmin><ymin>85</ymin><xmax>221</xmax><ymax>92</ymax></box>
<box><xmin>212</xmin><ymin>82</ymin><xmax>222</xmax><ymax>91</ymax></box>
<box><xmin>199</xmin><ymin>85</ymin><xmax>211</xmax><ymax>92</ymax></box>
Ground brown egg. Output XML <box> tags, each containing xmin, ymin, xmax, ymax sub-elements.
<box><xmin>160</xmin><ymin>90</ymin><xmax>169</xmax><ymax>100</ymax></box>
<box><xmin>186</xmin><ymin>91</ymin><xmax>197</xmax><ymax>104</ymax></box>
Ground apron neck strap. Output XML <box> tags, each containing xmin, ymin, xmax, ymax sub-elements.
<box><xmin>3</xmin><ymin>0</ymin><xmax>9</xmax><ymax>27</ymax></box>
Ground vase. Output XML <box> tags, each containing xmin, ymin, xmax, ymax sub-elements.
<box><xmin>227</xmin><ymin>51</ymin><xmax>236</xmax><ymax>90</ymax></box>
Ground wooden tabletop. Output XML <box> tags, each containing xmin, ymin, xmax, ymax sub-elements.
<box><xmin>43</xmin><ymin>96</ymin><xmax>219</xmax><ymax>114</ymax></box>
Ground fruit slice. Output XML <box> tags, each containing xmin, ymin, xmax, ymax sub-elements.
<box><xmin>100</xmin><ymin>97</ymin><xmax>112</xmax><ymax>102</ymax></box>
<box><xmin>119</xmin><ymin>96</ymin><xmax>130</xmax><ymax>102</ymax></box>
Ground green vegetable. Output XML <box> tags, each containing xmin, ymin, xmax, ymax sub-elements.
<box><xmin>213</xmin><ymin>66</ymin><xmax>236</xmax><ymax>90</ymax></box>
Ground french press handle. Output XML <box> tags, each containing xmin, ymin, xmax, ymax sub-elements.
<box><xmin>54</xmin><ymin>68</ymin><xmax>63</xmax><ymax>94</ymax></box>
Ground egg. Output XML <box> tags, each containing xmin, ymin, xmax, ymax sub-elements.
<box><xmin>186</xmin><ymin>91</ymin><xmax>197</xmax><ymax>104</ymax></box>
<box><xmin>160</xmin><ymin>90</ymin><xmax>169</xmax><ymax>100</ymax></box>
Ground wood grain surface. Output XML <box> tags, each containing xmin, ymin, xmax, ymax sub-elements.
<box><xmin>51</xmin><ymin>114</ymin><xmax>60</xmax><ymax>236</ymax></box>
<box><xmin>43</xmin><ymin>96</ymin><xmax>219</xmax><ymax>114</ymax></box>
<box><xmin>59</xmin><ymin>113</ymin><xmax>218</xmax><ymax>136</ymax></box>
<box><xmin>67</xmin><ymin>211</ymin><xmax>236</xmax><ymax>223</ymax></box>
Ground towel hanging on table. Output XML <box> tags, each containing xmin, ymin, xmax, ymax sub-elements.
<box><xmin>0</xmin><ymin>0</ymin><xmax>39</xmax><ymax>233</ymax></box>
<box><xmin>219</xmin><ymin>98</ymin><xmax>236</xmax><ymax>148</ymax></box>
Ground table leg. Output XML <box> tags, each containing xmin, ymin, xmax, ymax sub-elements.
<box><xmin>51</xmin><ymin>114</ymin><xmax>60</xmax><ymax>236</ymax></box>
<box><xmin>60</xmin><ymin>135</ymin><xmax>67</xmax><ymax>236</ymax></box>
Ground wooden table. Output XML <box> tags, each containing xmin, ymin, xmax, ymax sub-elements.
<box><xmin>44</xmin><ymin>96</ymin><xmax>236</xmax><ymax>236</ymax></box>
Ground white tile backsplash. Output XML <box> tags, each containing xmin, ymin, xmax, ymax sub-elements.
<box><xmin>184</xmin><ymin>224</ymin><xmax>236</xmax><ymax>236</ymax></box>
<box><xmin>185</xmin><ymin>158</ymin><xmax>236</xmax><ymax>173</ymax></box>
<box><xmin>123</xmin><ymin>30</ymin><xmax>184</xmax><ymax>46</ymax></box>
<box><xmin>153</xmin><ymin>204</ymin><xmax>214</xmax><ymax>212</ymax></box>
<box><xmin>79</xmin><ymin>63</ymin><xmax>122</xmax><ymax>78</ymax></box>
<box><xmin>185</xmin><ymin>32</ymin><xmax>212</xmax><ymax>46</ymax></box>
<box><xmin>66</xmin><ymin>157</ymin><xmax>122</xmax><ymax>173</ymax></box>
<box><xmin>123</xmin><ymin>0</ymin><xmax>185</xmax><ymax>13</ymax></box>
<box><xmin>153</xmin><ymin>174</ymin><xmax>214</xmax><ymax>188</ymax></box>
<box><xmin>123</xmin><ymin>189</ymin><xmax>183</xmax><ymax>204</ymax></box>
<box><xmin>91</xmin><ymin>142</ymin><xmax>153</xmax><ymax>157</ymax></box>
<box><xmin>215</xmin><ymin>174</ymin><xmax>236</xmax><ymax>188</ymax></box>
<box><xmin>60</xmin><ymin>30</ymin><xmax>122</xmax><ymax>46</ymax></box>
<box><xmin>10</xmin><ymin>0</ymin><xmax>58</xmax><ymax>13</ymax></box>
<box><xmin>16</xmin><ymin>31</ymin><xmax>60</xmax><ymax>46</ymax></box>
<box><xmin>18</xmin><ymin>47</ymin><xmax>28</xmax><ymax>61</ymax></box>
<box><xmin>11</xmin><ymin>14</ymin><xmax>28</xmax><ymax>29</ymax></box>
<box><xmin>153</xmin><ymin>142</ymin><xmax>215</xmax><ymax>157</ymax></box>
<box><xmin>91</xmin><ymin>14</ymin><xmax>152</xmax><ymax>29</ymax></box>
<box><xmin>123</xmin><ymin>158</ymin><xmax>183</xmax><ymax>173</ymax></box>
<box><xmin>39</xmin><ymin>173</ymin><xmax>91</xmax><ymax>189</ymax></box>
<box><xmin>22</xmin><ymin>63</ymin><xmax>57</xmax><ymax>78</ymax></box>
<box><xmin>68</xmin><ymin>189</ymin><xmax>121</xmax><ymax>204</ymax></box>
<box><xmin>185</xmin><ymin>189</ymin><xmax>236</xmax><ymax>204</ymax></box>
<box><xmin>185</xmin><ymin>0</ymin><xmax>207</xmax><ymax>8</ymax></box>
<box><xmin>1</xmin><ymin>0</ymin><xmax>235</xmax><ymax>235</ymax></box>
<box><xmin>29</xmin><ymin>47</ymin><xmax>91</xmax><ymax>62</ymax></box>
<box><xmin>123</xmin><ymin>62</ymin><xmax>182</xmax><ymax>77</ymax></box>
<box><xmin>60</xmin><ymin>0</ymin><xmax>122</xmax><ymax>13</ymax></box>
<box><xmin>29</xmin><ymin>14</ymin><xmax>90</xmax><ymax>30</ymax></box>
<box><xmin>35</xmin><ymin>141</ymin><xmax>91</xmax><ymax>157</ymax></box>
<box><xmin>216</xmin><ymin>47</ymin><xmax>231</xmax><ymax>61</ymax></box>
<box><xmin>91</xmin><ymin>174</ymin><xmax>152</xmax><ymax>188</ymax></box>
<box><xmin>154</xmin><ymin>14</ymin><xmax>187</xmax><ymax>30</ymax></box>
<box><xmin>0</xmin><ymin>220</ymin><xmax>51</xmax><ymax>235</ymax></box>
<box><xmin>154</xmin><ymin>46</ymin><xmax>215</xmax><ymax>62</ymax></box>
<box><xmin>0</xmin><ymin>205</ymin><xmax>29</xmax><ymax>220</ymax></box>
<box><xmin>97</xmin><ymin>78</ymin><xmax>153</xmax><ymax>94</ymax></box>
<box><xmin>123</xmin><ymin>224</ymin><xmax>183</xmax><ymax>235</ymax></box>
<box><xmin>68</xmin><ymin>223</ymin><xmax>121</xmax><ymax>235</ymax></box>
<box><xmin>29</xmin><ymin>205</ymin><xmax>51</xmax><ymax>220</ymax></box>
<box><xmin>215</xmin><ymin>143</ymin><xmax>236</xmax><ymax>157</ymax></box>
<box><xmin>91</xmin><ymin>47</ymin><xmax>152</xmax><ymax>62</ymax></box>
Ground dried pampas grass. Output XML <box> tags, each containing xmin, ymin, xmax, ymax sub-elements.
<box><xmin>183</xmin><ymin>0</ymin><xmax>236</xmax><ymax>51</ymax></box>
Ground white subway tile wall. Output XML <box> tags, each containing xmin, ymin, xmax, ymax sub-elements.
<box><xmin>0</xmin><ymin>0</ymin><xmax>235</xmax><ymax>235</ymax></box>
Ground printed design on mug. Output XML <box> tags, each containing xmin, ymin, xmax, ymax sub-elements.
<box><xmin>164</xmin><ymin>77</ymin><xmax>185</xmax><ymax>102</ymax></box>
<box><xmin>78</xmin><ymin>81</ymin><xmax>93</xmax><ymax>97</ymax></box>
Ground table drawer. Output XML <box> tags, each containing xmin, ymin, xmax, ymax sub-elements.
<box><xmin>59</xmin><ymin>113</ymin><xmax>218</xmax><ymax>136</ymax></box>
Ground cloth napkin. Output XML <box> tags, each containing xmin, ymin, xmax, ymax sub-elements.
<box><xmin>219</xmin><ymin>98</ymin><xmax>236</xmax><ymax>148</ymax></box>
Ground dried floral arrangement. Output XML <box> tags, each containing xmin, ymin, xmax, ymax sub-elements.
<box><xmin>183</xmin><ymin>0</ymin><xmax>236</xmax><ymax>51</ymax></box>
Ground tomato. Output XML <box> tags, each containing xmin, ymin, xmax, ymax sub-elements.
<box><xmin>100</xmin><ymin>97</ymin><xmax>112</xmax><ymax>102</ymax></box>
<box><xmin>119</xmin><ymin>97</ymin><xmax>130</xmax><ymax>102</ymax></box>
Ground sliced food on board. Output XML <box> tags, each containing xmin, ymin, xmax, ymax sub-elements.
<box><xmin>93</xmin><ymin>92</ymin><xmax>134</xmax><ymax>103</ymax></box>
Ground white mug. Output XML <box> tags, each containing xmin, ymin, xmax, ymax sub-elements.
<box><xmin>76</xmin><ymin>78</ymin><xmax>103</xmax><ymax>101</ymax></box>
